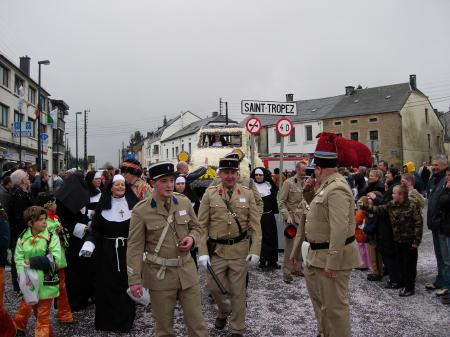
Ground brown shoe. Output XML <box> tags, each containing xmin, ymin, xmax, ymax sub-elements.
<box><xmin>283</xmin><ymin>274</ymin><xmax>293</xmax><ymax>283</ymax></box>
<box><xmin>291</xmin><ymin>270</ymin><xmax>304</xmax><ymax>277</ymax></box>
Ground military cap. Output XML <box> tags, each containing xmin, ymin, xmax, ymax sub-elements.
<box><xmin>149</xmin><ymin>161</ymin><xmax>175</xmax><ymax>180</ymax></box>
<box><xmin>218</xmin><ymin>157</ymin><xmax>239</xmax><ymax>170</ymax></box>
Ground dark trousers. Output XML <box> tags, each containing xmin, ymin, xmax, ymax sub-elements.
<box><xmin>395</xmin><ymin>242</ymin><xmax>418</xmax><ymax>290</ymax></box>
<box><xmin>380</xmin><ymin>251</ymin><xmax>401</xmax><ymax>284</ymax></box>
<box><xmin>9</xmin><ymin>235</ymin><xmax>19</xmax><ymax>292</ymax></box>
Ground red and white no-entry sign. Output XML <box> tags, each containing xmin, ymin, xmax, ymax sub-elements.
<box><xmin>245</xmin><ymin>116</ymin><xmax>262</xmax><ymax>135</ymax></box>
<box><xmin>276</xmin><ymin>117</ymin><xmax>294</xmax><ymax>137</ymax></box>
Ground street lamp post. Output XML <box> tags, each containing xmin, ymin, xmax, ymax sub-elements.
<box><xmin>75</xmin><ymin>111</ymin><xmax>82</xmax><ymax>169</ymax></box>
<box><xmin>37</xmin><ymin>60</ymin><xmax>50</xmax><ymax>170</ymax></box>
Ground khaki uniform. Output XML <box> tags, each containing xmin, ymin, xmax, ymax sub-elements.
<box><xmin>211</xmin><ymin>176</ymin><xmax>264</xmax><ymax>216</ymax></box>
<box><xmin>303</xmin><ymin>173</ymin><xmax>361</xmax><ymax>337</ymax></box>
<box><xmin>278</xmin><ymin>175</ymin><xmax>306</xmax><ymax>277</ymax></box>
<box><xmin>127</xmin><ymin>193</ymin><xmax>207</xmax><ymax>337</ymax></box>
<box><xmin>198</xmin><ymin>183</ymin><xmax>261</xmax><ymax>335</ymax></box>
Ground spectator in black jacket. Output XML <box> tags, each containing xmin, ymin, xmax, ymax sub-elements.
<box><xmin>360</xmin><ymin>169</ymin><xmax>385</xmax><ymax>197</ymax></box>
<box><xmin>425</xmin><ymin>155</ymin><xmax>450</xmax><ymax>295</ymax></box>
<box><xmin>0</xmin><ymin>176</ymin><xmax>12</xmax><ymax>209</ymax></box>
<box><xmin>7</xmin><ymin>169</ymin><xmax>32</xmax><ymax>292</ymax></box>
<box><xmin>30</xmin><ymin>169</ymin><xmax>49</xmax><ymax>202</ymax></box>
<box><xmin>175</xmin><ymin>161</ymin><xmax>206</xmax><ymax>214</ymax></box>
<box><xmin>437</xmin><ymin>167</ymin><xmax>450</xmax><ymax>305</ymax></box>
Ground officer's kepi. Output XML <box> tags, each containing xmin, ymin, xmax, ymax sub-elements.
<box><xmin>313</xmin><ymin>138</ymin><xmax>338</xmax><ymax>168</ymax></box>
<box><xmin>149</xmin><ymin>161</ymin><xmax>175</xmax><ymax>180</ymax></box>
<box><xmin>218</xmin><ymin>157</ymin><xmax>239</xmax><ymax>170</ymax></box>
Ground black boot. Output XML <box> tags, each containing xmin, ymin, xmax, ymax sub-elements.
<box><xmin>215</xmin><ymin>317</ymin><xmax>227</xmax><ymax>330</ymax></box>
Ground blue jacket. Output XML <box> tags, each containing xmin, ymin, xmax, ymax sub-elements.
<box><xmin>427</xmin><ymin>171</ymin><xmax>447</xmax><ymax>230</ymax></box>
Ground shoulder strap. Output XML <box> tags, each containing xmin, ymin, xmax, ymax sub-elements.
<box><xmin>154</xmin><ymin>213</ymin><xmax>174</xmax><ymax>255</ymax></box>
<box><xmin>222</xmin><ymin>198</ymin><xmax>243</xmax><ymax>235</ymax></box>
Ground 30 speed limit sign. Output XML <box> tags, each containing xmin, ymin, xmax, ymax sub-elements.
<box><xmin>275</xmin><ymin>117</ymin><xmax>294</xmax><ymax>137</ymax></box>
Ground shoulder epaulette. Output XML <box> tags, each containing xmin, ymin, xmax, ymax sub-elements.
<box><xmin>134</xmin><ymin>199</ymin><xmax>148</xmax><ymax>209</ymax></box>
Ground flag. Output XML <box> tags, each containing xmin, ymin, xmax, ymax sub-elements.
<box><xmin>35</xmin><ymin>107</ymin><xmax>41</xmax><ymax>119</ymax></box>
<box><xmin>49</xmin><ymin>108</ymin><xmax>58</xmax><ymax>128</ymax></box>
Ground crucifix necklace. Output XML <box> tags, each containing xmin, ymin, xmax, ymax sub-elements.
<box><xmin>119</xmin><ymin>210</ymin><xmax>125</xmax><ymax>218</ymax></box>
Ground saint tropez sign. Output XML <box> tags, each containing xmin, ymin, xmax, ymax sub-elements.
<box><xmin>241</xmin><ymin>100</ymin><xmax>297</xmax><ymax>116</ymax></box>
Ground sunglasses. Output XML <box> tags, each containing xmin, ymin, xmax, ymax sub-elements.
<box><xmin>255</xmin><ymin>174</ymin><xmax>263</xmax><ymax>176</ymax></box>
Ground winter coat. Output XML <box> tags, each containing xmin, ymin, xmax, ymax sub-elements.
<box><xmin>362</xmin><ymin>200</ymin><xmax>423</xmax><ymax>246</ymax></box>
<box><xmin>437</xmin><ymin>187</ymin><xmax>450</xmax><ymax>236</ymax></box>
<box><xmin>15</xmin><ymin>227</ymin><xmax>63</xmax><ymax>299</ymax></box>
<box><xmin>408</xmin><ymin>188</ymin><xmax>425</xmax><ymax>209</ymax></box>
<box><xmin>427</xmin><ymin>171</ymin><xmax>447</xmax><ymax>230</ymax></box>
<box><xmin>7</xmin><ymin>187</ymin><xmax>32</xmax><ymax>240</ymax></box>
<box><xmin>360</xmin><ymin>180</ymin><xmax>385</xmax><ymax>197</ymax></box>
<box><xmin>0</xmin><ymin>216</ymin><xmax>9</xmax><ymax>268</ymax></box>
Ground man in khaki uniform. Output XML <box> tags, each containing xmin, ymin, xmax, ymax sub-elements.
<box><xmin>198</xmin><ymin>158</ymin><xmax>261</xmax><ymax>337</ymax></box>
<box><xmin>127</xmin><ymin>162</ymin><xmax>208</xmax><ymax>337</ymax></box>
<box><xmin>294</xmin><ymin>149</ymin><xmax>361</xmax><ymax>337</ymax></box>
<box><xmin>278</xmin><ymin>161</ymin><xmax>307</xmax><ymax>283</ymax></box>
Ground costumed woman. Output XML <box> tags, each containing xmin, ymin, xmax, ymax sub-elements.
<box><xmin>54</xmin><ymin>172</ymin><xmax>93</xmax><ymax>311</ymax></box>
<box><xmin>251</xmin><ymin>167</ymin><xmax>280</xmax><ymax>270</ymax></box>
<box><xmin>80</xmin><ymin>174</ymin><xmax>139</xmax><ymax>332</ymax></box>
<box><xmin>85</xmin><ymin>170</ymin><xmax>102</xmax><ymax>221</ymax></box>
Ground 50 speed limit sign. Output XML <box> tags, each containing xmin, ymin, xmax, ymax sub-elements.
<box><xmin>275</xmin><ymin>117</ymin><xmax>294</xmax><ymax>137</ymax></box>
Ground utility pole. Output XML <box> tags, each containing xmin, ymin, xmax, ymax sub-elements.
<box><xmin>225</xmin><ymin>101</ymin><xmax>229</xmax><ymax>125</ymax></box>
<box><xmin>219</xmin><ymin>98</ymin><xmax>223</xmax><ymax>115</ymax></box>
<box><xmin>75</xmin><ymin>111</ymin><xmax>82</xmax><ymax>169</ymax></box>
<box><xmin>84</xmin><ymin>109</ymin><xmax>89</xmax><ymax>171</ymax></box>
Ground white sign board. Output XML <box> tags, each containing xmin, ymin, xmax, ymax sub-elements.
<box><xmin>241</xmin><ymin>100</ymin><xmax>297</xmax><ymax>116</ymax></box>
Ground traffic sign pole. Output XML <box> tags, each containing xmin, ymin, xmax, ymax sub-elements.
<box><xmin>275</xmin><ymin>117</ymin><xmax>294</xmax><ymax>193</ymax></box>
<box><xmin>278</xmin><ymin>136</ymin><xmax>284</xmax><ymax>193</ymax></box>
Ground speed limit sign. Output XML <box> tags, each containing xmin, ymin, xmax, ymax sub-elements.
<box><xmin>275</xmin><ymin>117</ymin><xmax>294</xmax><ymax>137</ymax></box>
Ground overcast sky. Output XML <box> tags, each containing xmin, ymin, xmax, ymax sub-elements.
<box><xmin>1</xmin><ymin>0</ymin><xmax>449</xmax><ymax>167</ymax></box>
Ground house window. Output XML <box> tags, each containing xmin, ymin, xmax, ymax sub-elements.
<box><xmin>350</xmin><ymin>132</ymin><xmax>359</xmax><ymax>141</ymax></box>
<box><xmin>175</xmin><ymin>146</ymin><xmax>179</xmax><ymax>155</ymax></box>
<box><xmin>0</xmin><ymin>64</ymin><xmax>9</xmax><ymax>87</ymax></box>
<box><xmin>14</xmin><ymin>110</ymin><xmax>24</xmax><ymax>122</ymax></box>
<box><xmin>28</xmin><ymin>117</ymin><xmax>36</xmax><ymax>137</ymax></box>
<box><xmin>14</xmin><ymin>76</ymin><xmax>24</xmax><ymax>95</ymax></box>
<box><xmin>166</xmin><ymin>149</ymin><xmax>169</xmax><ymax>159</ymax></box>
<box><xmin>0</xmin><ymin>103</ymin><xmax>8</xmax><ymax>127</ymax></box>
<box><xmin>369</xmin><ymin>117</ymin><xmax>378</xmax><ymax>123</ymax></box>
<box><xmin>336</xmin><ymin>132</ymin><xmax>343</xmax><ymax>137</ymax></box>
<box><xmin>334</xmin><ymin>121</ymin><xmax>342</xmax><ymax>126</ymax></box>
<box><xmin>425</xmin><ymin>108</ymin><xmax>429</xmax><ymax>124</ymax></box>
<box><xmin>437</xmin><ymin>135</ymin><xmax>440</xmax><ymax>148</ymax></box>
<box><xmin>350</xmin><ymin>119</ymin><xmax>358</xmax><ymax>124</ymax></box>
<box><xmin>275</xmin><ymin>130</ymin><xmax>281</xmax><ymax>144</ymax></box>
<box><xmin>188</xmin><ymin>143</ymin><xmax>192</xmax><ymax>153</ymax></box>
<box><xmin>181</xmin><ymin>144</ymin><xmax>185</xmax><ymax>151</ymax></box>
<box><xmin>172</xmin><ymin>148</ymin><xmax>175</xmax><ymax>158</ymax></box>
<box><xmin>28</xmin><ymin>86</ymin><xmax>36</xmax><ymax>104</ymax></box>
<box><xmin>427</xmin><ymin>134</ymin><xmax>431</xmax><ymax>149</ymax></box>
<box><xmin>305</xmin><ymin>125</ymin><xmax>313</xmax><ymax>141</ymax></box>
<box><xmin>369</xmin><ymin>130</ymin><xmax>378</xmax><ymax>140</ymax></box>
<box><xmin>289</xmin><ymin>126</ymin><xmax>296</xmax><ymax>142</ymax></box>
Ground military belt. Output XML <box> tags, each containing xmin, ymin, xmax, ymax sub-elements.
<box><xmin>309</xmin><ymin>235</ymin><xmax>355</xmax><ymax>250</ymax></box>
<box><xmin>145</xmin><ymin>254</ymin><xmax>191</xmax><ymax>280</ymax></box>
<box><xmin>208</xmin><ymin>231</ymin><xmax>248</xmax><ymax>245</ymax></box>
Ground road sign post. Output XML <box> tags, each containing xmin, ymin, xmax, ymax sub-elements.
<box><xmin>245</xmin><ymin>116</ymin><xmax>262</xmax><ymax>171</ymax></box>
<box><xmin>275</xmin><ymin>117</ymin><xmax>294</xmax><ymax>192</ymax></box>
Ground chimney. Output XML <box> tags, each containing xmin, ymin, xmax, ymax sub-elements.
<box><xmin>20</xmin><ymin>56</ymin><xmax>31</xmax><ymax>76</ymax></box>
<box><xmin>409</xmin><ymin>74</ymin><xmax>417</xmax><ymax>90</ymax></box>
<box><xmin>286</xmin><ymin>93</ymin><xmax>294</xmax><ymax>102</ymax></box>
<box><xmin>345</xmin><ymin>86</ymin><xmax>355</xmax><ymax>96</ymax></box>
<box><xmin>212</xmin><ymin>111</ymin><xmax>218</xmax><ymax>117</ymax></box>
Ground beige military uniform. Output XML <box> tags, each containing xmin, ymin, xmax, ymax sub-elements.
<box><xmin>303</xmin><ymin>173</ymin><xmax>361</xmax><ymax>337</ymax></box>
<box><xmin>211</xmin><ymin>176</ymin><xmax>264</xmax><ymax>216</ymax></box>
<box><xmin>278</xmin><ymin>175</ymin><xmax>306</xmax><ymax>277</ymax></box>
<box><xmin>127</xmin><ymin>193</ymin><xmax>207</xmax><ymax>337</ymax></box>
<box><xmin>198</xmin><ymin>183</ymin><xmax>261</xmax><ymax>335</ymax></box>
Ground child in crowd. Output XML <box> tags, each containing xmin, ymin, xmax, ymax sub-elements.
<box><xmin>14</xmin><ymin>206</ymin><xmax>62</xmax><ymax>337</ymax></box>
<box><xmin>355</xmin><ymin>199</ymin><xmax>370</xmax><ymax>270</ymax></box>
<box><xmin>364</xmin><ymin>191</ymin><xmax>384</xmax><ymax>281</ymax></box>
<box><xmin>0</xmin><ymin>206</ymin><xmax>16</xmax><ymax>337</ymax></box>
<box><xmin>359</xmin><ymin>185</ymin><xmax>423</xmax><ymax>297</ymax></box>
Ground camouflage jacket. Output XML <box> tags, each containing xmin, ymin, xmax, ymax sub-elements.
<box><xmin>361</xmin><ymin>200</ymin><xmax>423</xmax><ymax>246</ymax></box>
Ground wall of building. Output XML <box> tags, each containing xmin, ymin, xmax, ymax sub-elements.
<box><xmin>0</xmin><ymin>58</ymin><xmax>53</xmax><ymax>175</ymax></box>
<box><xmin>400</xmin><ymin>92</ymin><xmax>446</xmax><ymax>165</ymax></box>
<box><xmin>323</xmin><ymin>112</ymin><xmax>403</xmax><ymax>167</ymax></box>
<box><xmin>267</xmin><ymin>120</ymin><xmax>322</xmax><ymax>156</ymax></box>
<box><xmin>161</xmin><ymin>133</ymin><xmax>198</xmax><ymax>164</ymax></box>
